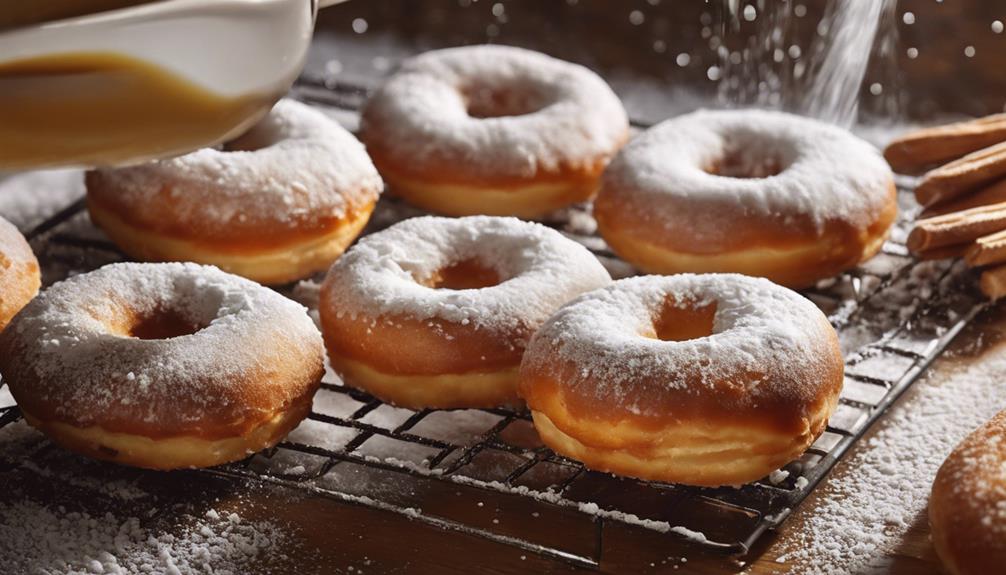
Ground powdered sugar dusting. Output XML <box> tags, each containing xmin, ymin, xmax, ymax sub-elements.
<box><xmin>600</xmin><ymin>109</ymin><xmax>894</xmax><ymax>249</ymax></box>
<box><xmin>935</xmin><ymin>412</ymin><xmax>1006</xmax><ymax>537</ymax></box>
<box><xmin>767</xmin><ymin>339</ymin><xmax>1006</xmax><ymax>573</ymax></box>
<box><xmin>322</xmin><ymin>215</ymin><xmax>611</xmax><ymax>338</ymax></box>
<box><xmin>0</xmin><ymin>214</ymin><xmax>39</xmax><ymax>330</ymax></box>
<box><xmin>361</xmin><ymin>45</ymin><xmax>628</xmax><ymax>180</ymax></box>
<box><xmin>523</xmin><ymin>273</ymin><xmax>839</xmax><ymax>415</ymax></box>
<box><xmin>0</xmin><ymin>214</ymin><xmax>36</xmax><ymax>286</ymax></box>
<box><xmin>0</xmin><ymin>262</ymin><xmax>323</xmax><ymax>431</ymax></box>
<box><xmin>87</xmin><ymin>99</ymin><xmax>382</xmax><ymax>239</ymax></box>
<box><xmin>0</xmin><ymin>169</ymin><xmax>83</xmax><ymax>230</ymax></box>
<box><xmin>0</xmin><ymin>499</ymin><xmax>287</xmax><ymax>574</ymax></box>
<box><xmin>448</xmin><ymin>475</ymin><xmax>709</xmax><ymax>543</ymax></box>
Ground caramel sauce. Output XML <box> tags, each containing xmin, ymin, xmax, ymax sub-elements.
<box><xmin>0</xmin><ymin>52</ymin><xmax>276</xmax><ymax>169</ymax></box>
<box><xmin>0</xmin><ymin>1</ymin><xmax>160</xmax><ymax>31</ymax></box>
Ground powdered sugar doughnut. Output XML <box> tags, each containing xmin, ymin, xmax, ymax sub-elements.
<box><xmin>361</xmin><ymin>45</ymin><xmax>629</xmax><ymax>218</ymax></box>
<box><xmin>519</xmin><ymin>273</ymin><xmax>843</xmax><ymax>487</ymax></box>
<box><xmin>86</xmin><ymin>99</ymin><xmax>383</xmax><ymax>285</ymax></box>
<box><xmin>0</xmin><ymin>262</ymin><xmax>324</xmax><ymax>469</ymax></box>
<box><xmin>595</xmin><ymin>109</ymin><xmax>897</xmax><ymax>288</ymax></box>
<box><xmin>0</xmin><ymin>216</ymin><xmax>39</xmax><ymax>332</ymax></box>
<box><xmin>930</xmin><ymin>409</ymin><xmax>1006</xmax><ymax>575</ymax></box>
<box><xmin>319</xmin><ymin>215</ymin><xmax>611</xmax><ymax>409</ymax></box>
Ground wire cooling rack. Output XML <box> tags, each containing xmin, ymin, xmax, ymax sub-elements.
<box><xmin>0</xmin><ymin>76</ymin><xmax>988</xmax><ymax>569</ymax></box>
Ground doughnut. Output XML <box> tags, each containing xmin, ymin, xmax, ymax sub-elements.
<box><xmin>519</xmin><ymin>273</ymin><xmax>843</xmax><ymax>487</ymax></box>
<box><xmin>0</xmin><ymin>216</ymin><xmax>40</xmax><ymax>332</ymax></box>
<box><xmin>319</xmin><ymin>215</ymin><xmax>611</xmax><ymax>409</ymax></box>
<box><xmin>85</xmin><ymin>99</ymin><xmax>383</xmax><ymax>285</ymax></box>
<box><xmin>594</xmin><ymin>109</ymin><xmax>897</xmax><ymax>288</ymax></box>
<box><xmin>930</xmin><ymin>409</ymin><xmax>1006</xmax><ymax>575</ymax></box>
<box><xmin>360</xmin><ymin>45</ymin><xmax>629</xmax><ymax>218</ymax></box>
<box><xmin>0</xmin><ymin>262</ymin><xmax>324</xmax><ymax>470</ymax></box>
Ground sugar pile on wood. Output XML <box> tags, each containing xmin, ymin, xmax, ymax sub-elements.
<box><xmin>766</xmin><ymin>341</ymin><xmax>1006</xmax><ymax>573</ymax></box>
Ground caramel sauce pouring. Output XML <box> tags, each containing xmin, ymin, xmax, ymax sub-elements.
<box><xmin>0</xmin><ymin>52</ymin><xmax>277</xmax><ymax>170</ymax></box>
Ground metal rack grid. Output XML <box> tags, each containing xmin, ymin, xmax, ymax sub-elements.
<box><xmin>0</xmin><ymin>76</ymin><xmax>988</xmax><ymax>569</ymax></box>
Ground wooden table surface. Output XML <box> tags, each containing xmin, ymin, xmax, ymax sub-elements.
<box><xmin>741</xmin><ymin>306</ymin><xmax>1006</xmax><ymax>575</ymax></box>
<box><xmin>6</xmin><ymin>2</ymin><xmax>1006</xmax><ymax>572</ymax></box>
<box><xmin>293</xmin><ymin>3</ymin><xmax>1006</xmax><ymax>569</ymax></box>
<box><xmin>280</xmin><ymin>304</ymin><xmax>1006</xmax><ymax>574</ymax></box>
<box><xmin>7</xmin><ymin>305</ymin><xmax>999</xmax><ymax>574</ymax></box>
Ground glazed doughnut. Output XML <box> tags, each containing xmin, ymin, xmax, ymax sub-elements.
<box><xmin>86</xmin><ymin>99</ymin><xmax>383</xmax><ymax>285</ymax></box>
<box><xmin>0</xmin><ymin>262</ymin><xmax>324</xmax><ymax>470</ymax></box>
<box><xmin>319</xmin><ymin>215</ymin><xmax>611</xmax><ymax>409</ymax></box>
<box><xmin>360</xmin><ymin>45</ymin><xmax>629</xmax><ymax>218</ymax></box>
<box><xmin>0</xmin><ymin>216</ymin><xmax>40</xmax><ymax>332</ymax></box>
<box><xmin>594</xmin><ymin>109</ymin><xmax>897</xmax><ymax>288</ymax></box>
<box><xmin>930</xmin><ymin>409</ymin><xmax>1006</xmax><ymax>575</ymax></box>
<box><xmin>519</xmin><ymin>274</ymin><xmax>843</xmax><ymax>487</ymax></box>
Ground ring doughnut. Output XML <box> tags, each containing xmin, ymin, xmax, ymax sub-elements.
<box><xmin>0</xmin><ymin>262</ymin><xmax>324</xmax><ymax>469</ymax></box>
<box><xmin>930</xmin><ymin>410</ymin><xmax>1006</xmax><ymax>575</ymax></box>
<box><xmin>0</xmin><ymin>216</ymin><xmax>39</xmax><ymax>332</ymax></box>
<box><xmin>594</xmin><ymin>109</ymin><xmax>897</xmax><ymax>288</ymax></box>
<box><xmin>519</xmin><ymin>273</ymin><xmax>843</xmax><ymax>487</ymax></box>
<box><xmin>319</xmin><ymin>215</ymin><xmax>611</xmax><ymax>409</ymax></box>
<box><xmin>86</xmin><ymin>99</ymin><xmax>383</xmax><ymax>285</ymax></box>
<box><xmin>361</xmin><ymin>45</ymin><xmax>629</xmax><ymax>218</ymax></box>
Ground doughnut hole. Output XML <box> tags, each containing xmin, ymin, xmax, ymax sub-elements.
<box><xmin>704</xmin><ymin>133</ymin><xmax>796</xmax><ymax>179</ymax></box>
<box><xmin>706</xmin><ymin>146</ymin><xmax>786</xmax><ymax>179</ymax></box>
<box><xmin>129</xmin><ymin>309</ymin><xmax>209</xmax><ymax>340</ymax></box>
<box><xmin>462</xmin><ymin>82</ymin><xmax>553</xmax><ymax>119</ymax></box>
<box><xmin>422</xmin><ymin>259</ymin><xmax>502</xmax><ymax>290</ymax></box>
<box><xmin>647</xmin><ymin>298</ymin><xmax>717</xmax><ymax>342</ymax></box>
<box><xmin>100</xmin><ymin>306</ymin><xmax>210</xmax><ymax>340</ymax></box>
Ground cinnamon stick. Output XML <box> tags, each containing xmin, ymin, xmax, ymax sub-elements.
<box><xmin>914</xmin><ymin>141</ymin><xmax>1006</xmax><ymax>207</ymax></box>
<box><xmin>907</xmin><ymin>201</ymin><xmax>1006</xmax><ymax>253</ymax></box>
<box><xmin>917</xmin><ymin>243</ymin><xmax>969</xmax><ymax>261</ymax></box>
<box><xmin>981</xmin><ymin>263</ymin><xmax>1006</xmax><ymax>301</ymax></box>
<box><xmin>966</xmin><ymin>229</ymin><xmax>1006</xmax><ymax>268</ymax></box>
<box><xmin>921</xmin><ymin>178</ymin><xmax>1006</xmax><ymax>219</ymax></box>
<box><xmin>885</xmin><ymin>113</ymin><xmax>1006</xmax><ymax>174</ymax></box>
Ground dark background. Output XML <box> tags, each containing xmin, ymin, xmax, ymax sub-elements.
<box><xmin>306</xmin><ymin>0</ymin><xmax>1006</xmax><ymax>125</ymax></box>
